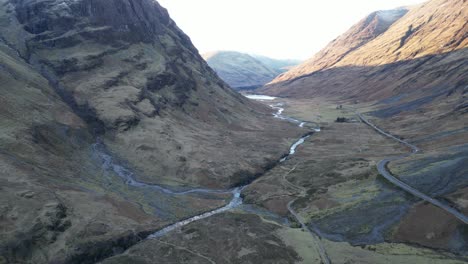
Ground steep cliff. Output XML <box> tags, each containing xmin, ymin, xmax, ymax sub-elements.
<box><xmin>1</xmin><ymin>0</ymin><xmax>301</xmax><ymax>188</ymax></box>
<box><xmin>0</xmin><ymin>0</ymin><xmax>302</xmax><ymax>262</ymax></box>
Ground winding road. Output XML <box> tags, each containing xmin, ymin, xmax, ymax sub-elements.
<box><xmin>356</xmin><ymin>112</ymin><xmax>468</xmax><ymax>224</ymax></box>
<box><xmin>283</xmin><ymin>164</ymin><xmax>331</xmax><ymax>264</ymax></box>
<box><xmin>96</xmin><ymin>97</ymin><xmax>468</xmax><ymax>264</ymax></box>
<box><xmin>287</xmin><ymin>200</ymin><xmax>331</xmax><ymax>264</ymax></box>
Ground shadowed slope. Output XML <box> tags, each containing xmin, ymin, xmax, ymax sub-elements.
<box><xmin>1</xmin><ymin>0</ymin><xmax>302</xmax><ymax>189</ymax></box>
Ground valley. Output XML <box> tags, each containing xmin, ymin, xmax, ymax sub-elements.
<box><xmin>102</xmin><ymin>96</ymin><xmax>467</xmax><ymax>263</ymax></box>
<box><xmin>0</xmin><ymin>0</ymin><xmax>466</xmax><ymax>263</ymax></box>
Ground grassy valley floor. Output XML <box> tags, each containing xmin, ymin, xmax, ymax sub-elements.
<box><xmin>101</xmin><ymin>97</ymin><xmax>467</xmax><ymax>263</ymax></box>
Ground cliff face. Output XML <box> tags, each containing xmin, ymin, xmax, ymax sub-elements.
<box><xmin>1</xmin><ymin>0</ymin><xmax>301</xmax><ymax>188</ymax></box>
<box><xmin>262</xmin><ymin>0</ymin><xmax>467</xmax><ymax>105</ymax></box>
<box><xmin>0</xmin><ymin>0</ymin><xmax>302</xmax><ymax>262</ymax></box>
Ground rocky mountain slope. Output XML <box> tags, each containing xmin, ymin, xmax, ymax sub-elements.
<box><xmin>254</xmin><ymin>0</ymin><xmax>468</xmax><ymax>257</ymax></box>
<box><xmin>262</xmin><ymin>0</ymin><xmax>467</xmax><ymax>104</ymax></box>
<box><xmin>0</xmin><ymin>0</ymin><xmax>302</xmax><ymax>262</ymax></box>
<box><xmin>203</xmin><ymin>51</ymin><xmax>299</xmax><ymax>89</ymax></box>
<box><xmin>271</xmin><ymin>8</ymin><xmax>409</xmax><ymax>82</ymax></box>
<box><xmin>1</xmin><ymin>0</ymin><xmax>302</xmax><ymax>188</ymax></box>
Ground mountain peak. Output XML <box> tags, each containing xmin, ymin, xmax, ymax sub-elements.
<box><xmin>269</xmin><ymin>7</ymin><xmax>409</xmax><ymax>85</ymax></box>
<box><xmin>267</xmin><ymin>0</ymin><xmax>467</xmax><ymax>88</ymax></box>
<box><xmin>260</xmin><ymin>0</ymin><xmax>467</xmax><ymax>108</ymax></box>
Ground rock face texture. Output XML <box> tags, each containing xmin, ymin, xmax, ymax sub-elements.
<box><xmin>0</xmin><ymin>0</ymin><xmax>301</xmax><ymax>262</ymax></box>
<box><xmin>1</xmin><ymin>0</ymin><xmax>301</xmax><ymax>188</ymax></box>
<box><xmin>203</xmin><ymin>51</ymin><xmax>299</xmax><ymax>89</ymax></box>
<box><xmin>262</xmin><ymin>0</ymin><xmax>467</xmax><ymax>105</ymax></box>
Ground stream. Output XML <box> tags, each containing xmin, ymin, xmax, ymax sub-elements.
<box><xmin>270</xmin><ymin>102</ymin><xmax>320</xmax><ymax>132</ymax></box>
<box><xmin>94</xmin><ymin>95</ymin><xmax>317</xmax><ymax>239</ymax></box>
<box><xmin>93</xmin><ymin>141</ymin><xmax>231</xmax><ymax>195</ymax></box>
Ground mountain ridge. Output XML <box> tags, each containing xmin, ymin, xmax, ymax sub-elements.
<box><xmin>270</xmin><ymin>7</ymin><xmax>409</xmax><ymax>84</ymax></box>
<box><xmin>203</xmin><ymin>50</ymin><xmax>300</xmax><ymax>89</ymax></box>
<box><xmin>0</xmin><ymin>0</ymin><xmax>302</xmax><ymax>262</ymax></box>
<box><xmin>1</xmin><ymin>0</ymin><xmax>303</xmax><ymax>188</ymax></box>
<box><xmin>261</xmin><ymin>0</ymin><xmax>467</xmax><ymax>105</ymax></box>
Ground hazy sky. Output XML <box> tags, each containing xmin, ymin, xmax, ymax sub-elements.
<box><xmin>157</xmin><ymin>0</ymin><xmax>427</xmax><ymax>60</ymax></box>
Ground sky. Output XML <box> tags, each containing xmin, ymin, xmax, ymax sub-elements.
<box><xmin>157</xmin><ymin>0</ymin><xmax>427</xmax><ymax>60</ymax></box>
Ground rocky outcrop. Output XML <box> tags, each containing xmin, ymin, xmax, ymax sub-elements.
<box><xmin>1</xmin><ymin>0</ymin><xmax>301</xmax><ymax>189</ymax></box>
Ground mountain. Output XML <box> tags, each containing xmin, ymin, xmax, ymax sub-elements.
<box><xmin>203</xmin><ymin>51</ymin><xmax>299</xmax><ymax>89</ymax></box>
<box><xmin>0</xmin><ymin>0</ymin><xmax>302</xmax><ymax>262</ymax></box>
<box><xmin>271</xmin><ymin>8</ymin><xmax>409</xmax><ymax>83</ymax></box>
<box><xmin>256</xmin><ymin>0</ymin><xmax>468</xmax><ymax>255</ymax></box>
<box><xmin>262</xmin><ymin>0</ymin><xmax>467</xmax><ymax>104</ymax></box>
<box><xmin>250</xmin><ymin>54</ymin><xmax>301</xmax><ymax>72</ymax></box>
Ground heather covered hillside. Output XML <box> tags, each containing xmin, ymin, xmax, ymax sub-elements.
<box><xmin>1</xmin><ymin>0</ymin><xmax>467</xmax><ymax>263</ymax></box>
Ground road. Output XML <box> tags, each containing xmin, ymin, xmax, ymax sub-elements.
<box><xmin>356</xmin><ymin>112</ymin><xmax>468</xmax><ymax>224</ymax></box>
<box><xmin>287</xmin><ymin>200</ymin><xmax>331</xmax><ymax>264</ymax></box>
<box><xmin>281</xmin><ymin>164</ymin><xmax>331</xmax><ymax>264</ymax></box>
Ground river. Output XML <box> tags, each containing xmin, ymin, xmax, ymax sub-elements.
<box><xmin>94</xmin><ymin>94</ymin><xmax>316</xmax><ymax>239</ymax></box>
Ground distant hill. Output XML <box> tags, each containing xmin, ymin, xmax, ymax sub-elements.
<box><xmin>250</xmin><ymin>55</ymin><xmax>301</xmax><ymax>72</ymax></box>
<box><xmin>203</xmin><ymin>51</ymin><xmax>300</xmax><ymax>89</ymax></box>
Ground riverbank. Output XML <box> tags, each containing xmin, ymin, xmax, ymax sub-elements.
<box><xmin>99</xmin><ymin>97</ymin><xmax>467</xmax><ymax>263</ymax></box>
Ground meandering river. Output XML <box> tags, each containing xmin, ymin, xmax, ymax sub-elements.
<box><xmin>94</xmin><ymin>94</ymin><xmax>316</xmax><ymax>239</ymax></box>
